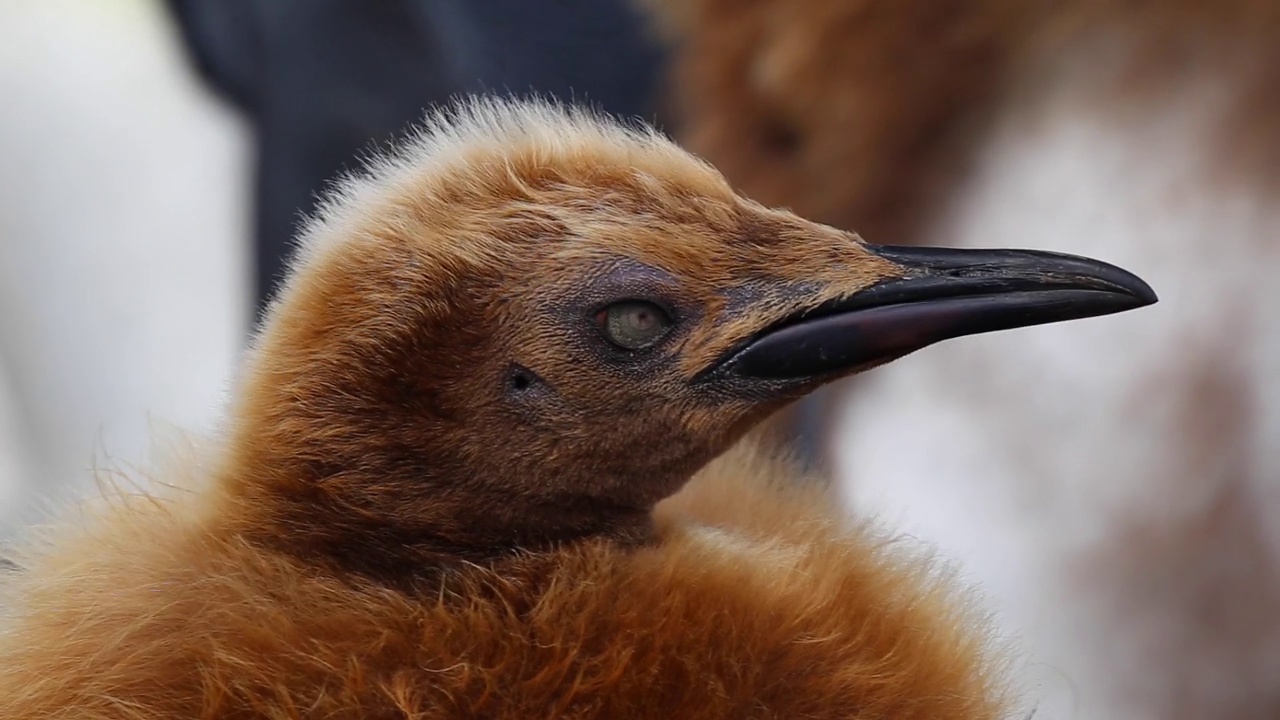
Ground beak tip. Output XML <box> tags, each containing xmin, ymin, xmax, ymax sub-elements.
<box><xmin>1109</xmin><ymin>267</ymin><xmax>1158</xmax><ymax>308</ymax></box>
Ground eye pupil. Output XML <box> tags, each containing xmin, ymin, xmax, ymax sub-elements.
<box><xmin>600</xmin><ymin>301</ymin><xmax>672</xmax><ymax>350</ymax></box>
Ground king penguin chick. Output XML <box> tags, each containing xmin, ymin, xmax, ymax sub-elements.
<box><xmin>0</xmin><ymin>98</ymin><xmax>1155</xmax><ymax>719</ymax></box>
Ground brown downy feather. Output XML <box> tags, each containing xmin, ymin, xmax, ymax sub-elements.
<box><xmin>0</xmin><ymin>441</ymin><xmax>1006</xmax><ymax>719</ymax></box>
<box><xmin>0</xmin><ymin>99</ymin><xmax>1011</xmax><ymax>719</ymax></box>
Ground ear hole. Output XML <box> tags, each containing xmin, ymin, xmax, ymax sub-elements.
<box><xmin>503</xmin><ymin>363</ymin><xmax>559</xmax><ymax>423</ymax></box>
<box><xmin>507</xmin><ymin>364</ymin><xmax>540</xmax><ymax>393</ymax></box>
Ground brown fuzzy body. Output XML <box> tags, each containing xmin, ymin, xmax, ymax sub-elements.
<box><xmin>0</xmin><ymin>99</ymin><xmax>1014</xmax><ymax>718</ymax></box>
<box><xmin>0</xmin><ymin>443</ymin><xmax>1003</xmax><ymax>719</ymax></box>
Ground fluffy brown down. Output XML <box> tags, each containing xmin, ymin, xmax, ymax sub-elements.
<box><xmin>0</xmin><ymin>442</ymin><xmax>1004</xmax><ymax>719</ymax></box>
<box><xmin>0</xmin><ymin>99</ymin><xmax>1008</xmax><ymax>718</ymax></box>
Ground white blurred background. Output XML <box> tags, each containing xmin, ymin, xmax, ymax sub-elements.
<box><xmin>0</xmin><ymin>0</ymin><xmax>251</xmax><ymax>536</ymax></box>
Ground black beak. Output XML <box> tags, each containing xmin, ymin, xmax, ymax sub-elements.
<box><xmin>718</xmin><ymin>244</ymin><xmax>1158</xmax><ymax>381</ymax></box>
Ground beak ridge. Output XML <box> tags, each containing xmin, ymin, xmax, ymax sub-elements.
<box><xmin>714</xmin><ymin>243</ymin><xmax>1158</xmax><ymax>382</ymax></box>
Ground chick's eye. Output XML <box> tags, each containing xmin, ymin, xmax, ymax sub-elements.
<box><xmin>595</xmin><ymin>301</ymin><xmax>672</xmax><ymax>350</ymax></box>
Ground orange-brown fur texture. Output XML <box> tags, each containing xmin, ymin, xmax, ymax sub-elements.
<box><xmin>0</xmin><ymin>100</ymin><xmax>1008</xmax><ymax>718</ymax></box>
<box><xmin>0</xmin><ymin>442</ymin><xmax>1006</xmax><ymax>719</ymax></box>
<box><xmin>642</xmin><ymin>0</ymin><xmax>1280</xmax><ymax>243</ymax></box>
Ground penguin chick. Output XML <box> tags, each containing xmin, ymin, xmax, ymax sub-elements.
<box><xmin>0</xmin><ymin>97</ymin><xmax>1155</xmax><ymax>719</ymax></box>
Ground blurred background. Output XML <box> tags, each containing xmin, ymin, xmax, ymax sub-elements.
<box><xmin>1</xmin><ymin>1</ymin><xmax>1276</xmax><ymax>718</ymax></box>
